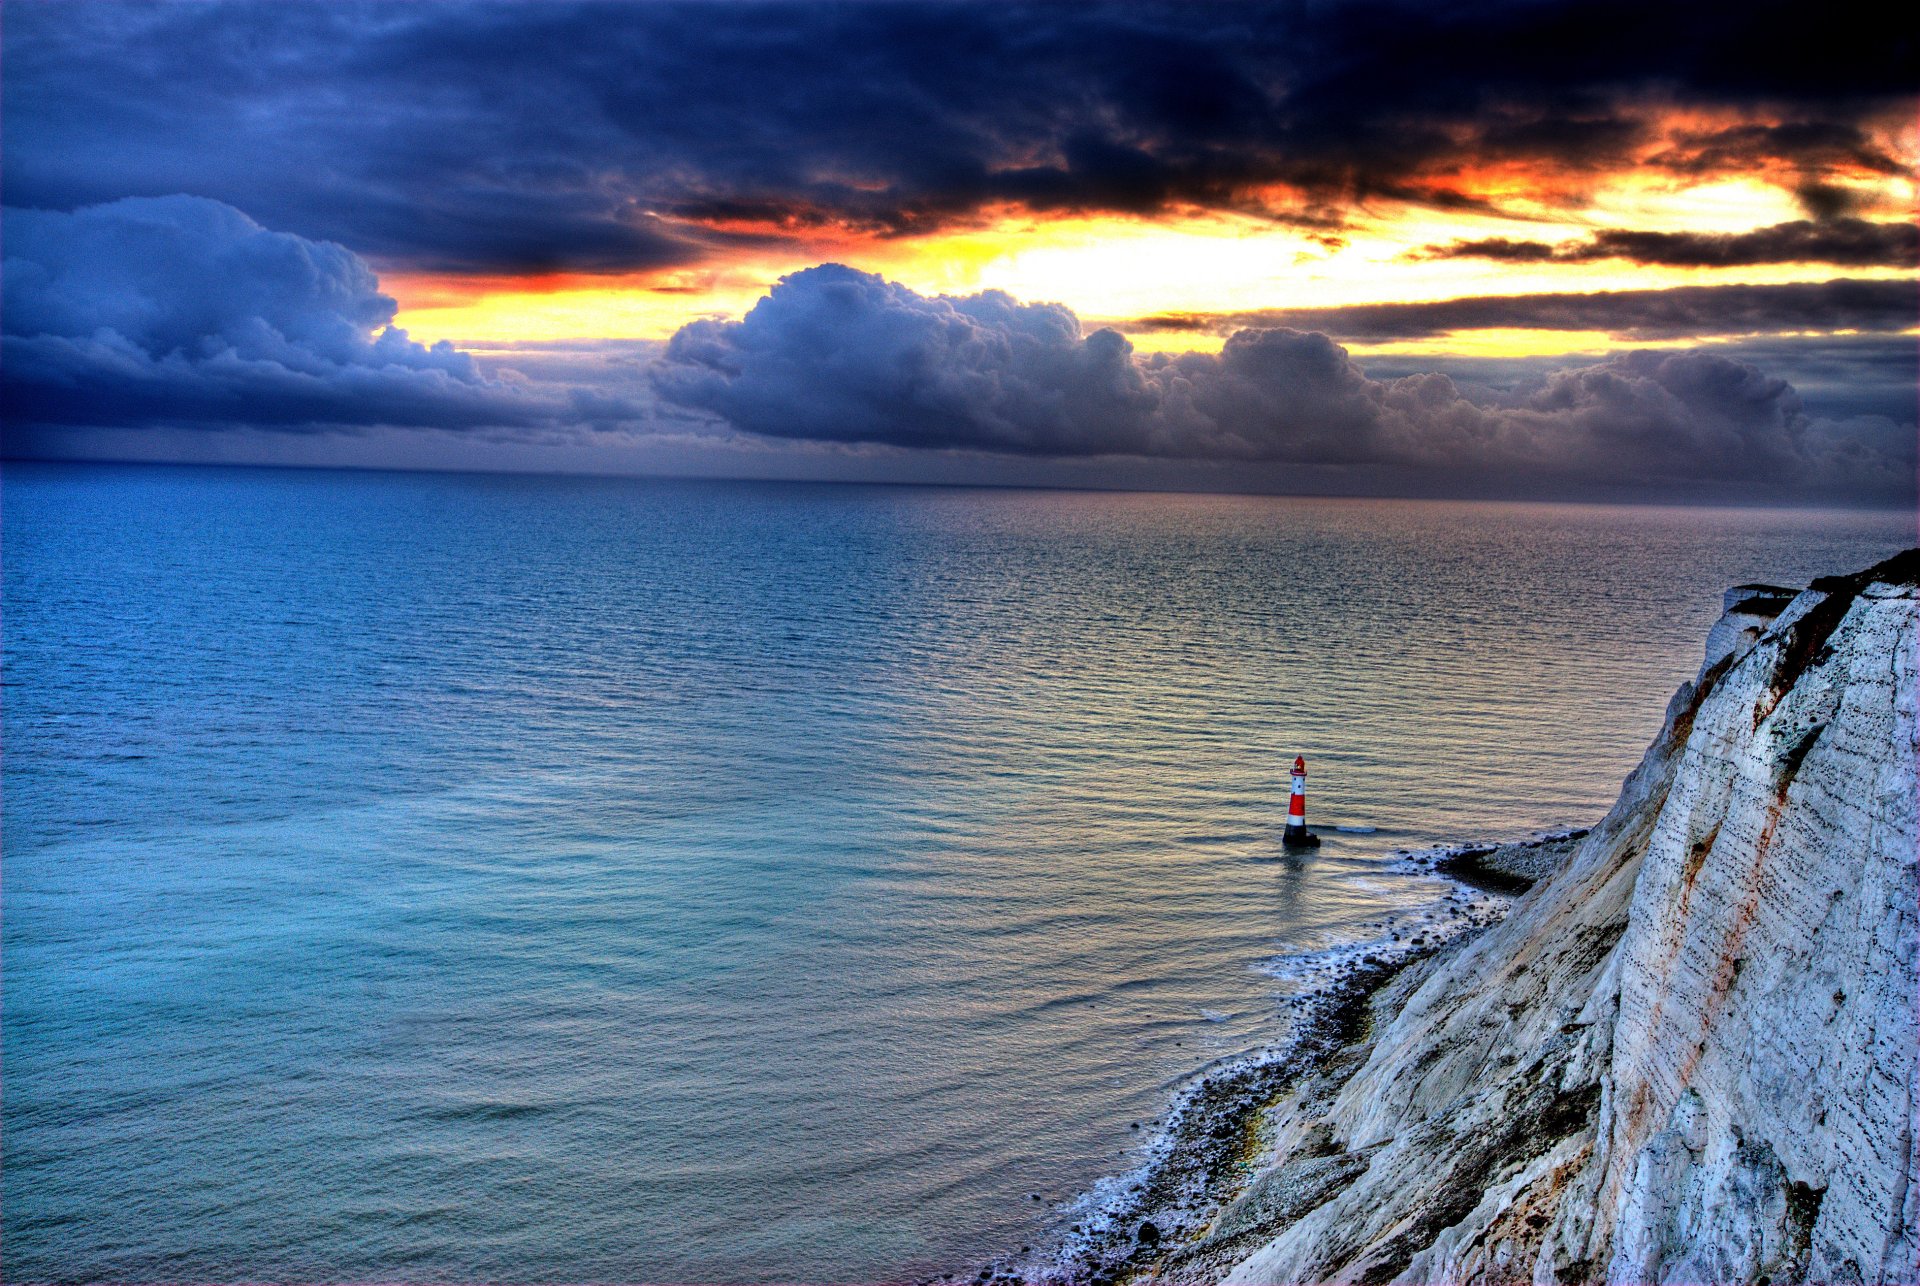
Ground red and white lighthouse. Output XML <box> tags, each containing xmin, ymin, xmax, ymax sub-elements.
<box><xmin>1283</xmin><ymin>755</ymin><xmax>1319</xmax><ymax>848</ymax></box>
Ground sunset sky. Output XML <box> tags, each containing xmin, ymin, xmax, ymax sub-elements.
<box><xmin>4</xmin><ymin>0</ymin><xmax>1915</xmax><ymax>500</ymax></box>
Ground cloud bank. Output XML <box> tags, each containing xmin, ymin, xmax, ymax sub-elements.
<box><xmin>1125</xmin><ymin>279</ymin><xmax>1919</xmax><ymax>341</ymax></box>
<box><xmin>1424</xmin><ymin>218</ymin><xmax>1917</xmax><ymax>268</ymax></box>
<box><xmin>5</xmin><ymin>1</ymin><xmax>1912</xmax><ymax>272</ymax></box>
<box><xmin>4</xmin><ymin>200</ymin><xmax>1909</xmax><ymax>502</ymax></box>
<box><xmin>1</xmin><ymin>197</ymin><xmax>597</xmax><ymax>432</ymax></box>
<box><xmin>655</xmin><ymin>265</ymin><xmax>1912</xmax><ymax>494</ymax></box>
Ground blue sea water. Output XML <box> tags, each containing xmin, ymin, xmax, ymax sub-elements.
<box><xmin>3</xmin><ymin>462</ymin><xmax>1909</xmax><ymax>1282</ymax></box>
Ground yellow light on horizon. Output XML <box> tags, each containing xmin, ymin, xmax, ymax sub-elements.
<box><xmin>386</xmin><ymin>165</ymin><xmax>1918</xmax><ymax>351</ymax></box>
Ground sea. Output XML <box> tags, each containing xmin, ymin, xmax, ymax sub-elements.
<box><xmin>3</xmin><ymin>461</ymin><xmax>1909</xmax><ymax>1282</ymax></box>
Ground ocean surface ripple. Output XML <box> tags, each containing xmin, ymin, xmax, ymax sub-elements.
<box><xmin>4</xmin><ymin>464</ymin><xmax>1906</xmax><ymax>1281</ymax></box>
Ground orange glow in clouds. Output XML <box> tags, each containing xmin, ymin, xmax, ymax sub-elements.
<box><xmin>387</xmin><ymin>119</ymin><xmax>1918</xmax><ymax>358</ymax></box>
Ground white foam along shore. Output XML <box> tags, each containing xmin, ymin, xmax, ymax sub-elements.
<box><xmin>959</xmin><ymin>550</ymin><xmax>1917</xmax><ymax>1286</ymax></box>
<box><xmin>947</xmin><ymin>829</ymin><xmax>1579</xmax><ymax>1286</ymax></box>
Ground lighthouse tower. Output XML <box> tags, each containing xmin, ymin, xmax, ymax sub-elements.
<box><xmin>1283</xmin><ymin>755</ymin><xmax>1320</xmax><ymax>849</ymax></box>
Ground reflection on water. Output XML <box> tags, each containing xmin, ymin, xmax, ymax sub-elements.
<box><xmin>4</xmin><ymin>464</ymin><xmax>1907</xmax><ymax>1281</ymax></box>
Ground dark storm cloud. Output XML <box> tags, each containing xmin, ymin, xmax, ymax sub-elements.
<box><xmin>0</xmin><ymin>197</ymin><xmax>630</xmax><ymax>432</ymax></box>
<box><xmin>1424</xmin><ymin>219</ymin><xmax>1918</xmax><ymax>268</ymax></box>
<box><xmin>1649</xmin><ymin>122</ymin><xmax>1910</xmax><ymax>179</ymax></box>
<box><xmin>1125</xmin><ymin>279</ymin><xmax>1919</xmax><ymax>341</ymax></box>
<box><xmin>5</xmin><ymin>0</ymin><xmax>1913</xmax><ymax>273</ymax></box>
<box><xmin>654</xmin><ymin>265</ymin><xmax>1912</xmax><ymax>494</ymax></box>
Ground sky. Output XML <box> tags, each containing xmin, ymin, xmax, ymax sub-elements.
<box><xmin>2</xmin><ymin>0</ymin><xmax>1915</xmax><ymax>502</ymax></box>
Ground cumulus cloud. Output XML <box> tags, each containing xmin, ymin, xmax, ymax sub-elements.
<box><xmin>656</xmin><ymin>271</ymin><xmax>1163</xmax><ymax>454</ymax></box>
<box><xmin>0</xmin><ymin>197</ymin><xmax>616</xmax><ymax>432</ymax></box>
<box><xmin>654</xmin><ymin>265</ymin><xmax>1912</xmax><ymax>494</ymax></box>
<box><xmin>1422</xmin><ymin>218</ymin><xmax>1917</xmax><ymax>268</ymax></box>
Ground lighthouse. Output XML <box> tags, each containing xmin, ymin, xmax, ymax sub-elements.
<box><xmin>1283</xmin><ymin>755</ymin><xmax>1320</xmax><ymax>849</ymax></box>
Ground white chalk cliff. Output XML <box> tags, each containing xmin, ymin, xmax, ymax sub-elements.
<box><xmin>1192</xmin><ymin>552</ymin><xmax>1917</xmax><ymax>1285</ymax></box>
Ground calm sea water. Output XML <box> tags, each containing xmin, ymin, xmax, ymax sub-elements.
<box><xmin>4</xmin><ymin>462</ymin><xmax>1908</xmax><ymax>1282</ymax></box>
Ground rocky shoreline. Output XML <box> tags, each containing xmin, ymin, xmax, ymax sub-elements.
<box><xmin>1426</xmin><ymin>830</ymin><xmax>1587</xmax><ymax>893</ymax></box>
<box><xmin>947</xmin><ymin>830</ymin><xmax>1584</xmax><ymax>1286</ymax></box>
<box><xmin>959</xmin><ymin>550</ymin><xmax>1917</xmax><ymax>1285</ymax></box>
<box><xmin>1201</xmin><ymin>551</ymin><xmax>1916</xmax><ymax>1284</ymax></box>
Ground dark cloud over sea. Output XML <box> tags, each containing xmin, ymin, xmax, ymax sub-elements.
<box><xmin>8</xmin><ymin>200</ymin><xmax>1905</xmax><ymax>501</ymax></box>
<box><xmin>1123</xmin><ymin>279</ymin><xmax>1920</xmax><ymax>342</ymax></box>
<box><xmin>654</xmin><ymin>265</ymin><xmax>1912</xmax><ymax>496</ymax></box>
<box><xmin>1423</xmin><ymin>219</ymin><xmax>1918</xmax><ymax>269</ymax></box>
<box><xmin>5</xmin><ymin>0</ymin><xmax>1913</xmax><ymax>273</ymax></box>
<box><xmin>0</xmin><ymin>198</ymin><xmax>646</xmax><ymax>435</ymax></box>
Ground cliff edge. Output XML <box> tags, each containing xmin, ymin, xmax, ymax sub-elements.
<box><xmin>1168</xmin><ymin>551</ymin><xmax>1918</xmax><ymax>1285</ymax></box>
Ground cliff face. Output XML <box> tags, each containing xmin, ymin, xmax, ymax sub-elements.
<box><xmin>1200</xmin><ymin>553</ymin><xmax>1917</xmax><ymax>1286</ymax></box>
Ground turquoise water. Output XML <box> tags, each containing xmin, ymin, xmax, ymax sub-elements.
<box><xmin>3</xmin><ymin>462</ymin><xmax>1908</xmax><ymax>1281</ymax></box>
